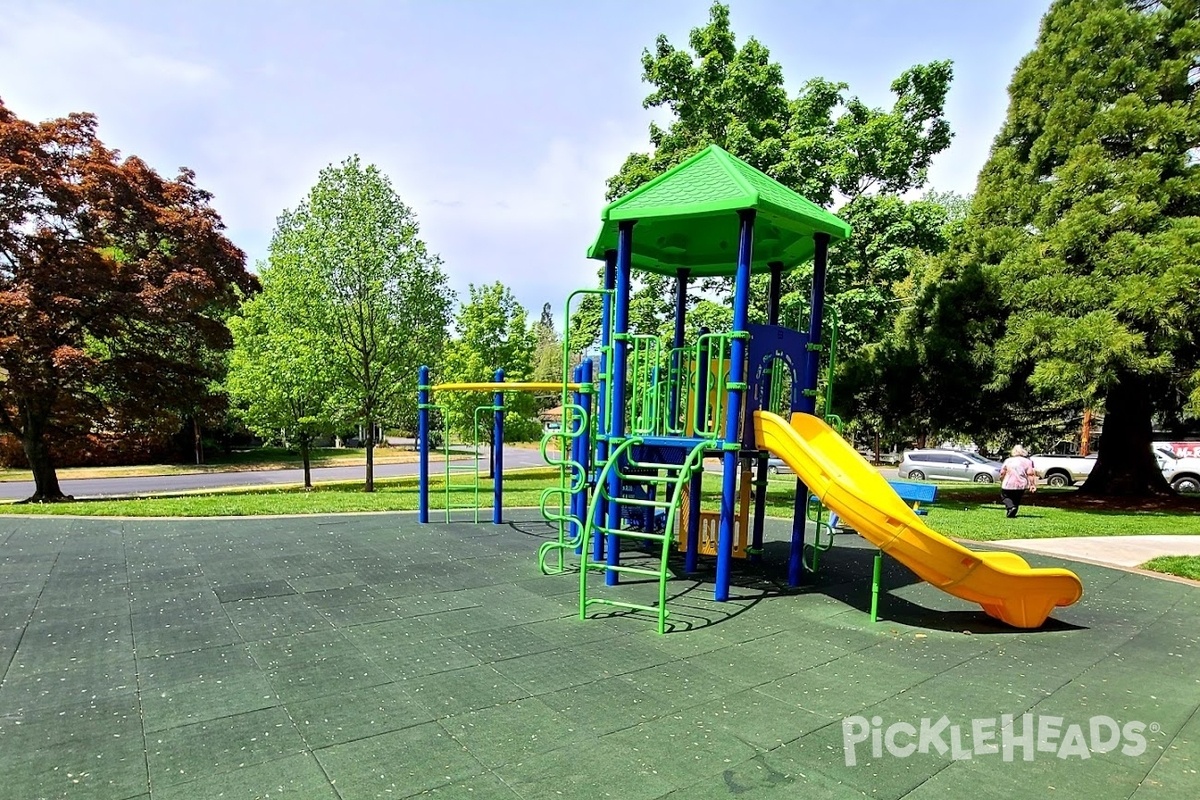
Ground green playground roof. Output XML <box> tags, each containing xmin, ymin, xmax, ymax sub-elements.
<box><xmin>587</xmin><ymin>144</ymin><xmax>851</xmax><ymax>277</ymax></box>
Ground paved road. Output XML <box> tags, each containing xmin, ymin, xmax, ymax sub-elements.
<box><xmin>0</xmin><ymin>451</ymin><xmax>899</xmax><ymax>501</ymax></box>
<box><xmin>0</xmin><ymin>448</ymin><xmax>547</xmax><ymax>500</ymax></box>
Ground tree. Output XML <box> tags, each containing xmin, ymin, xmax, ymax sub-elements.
<box><xmin>833</xmin><ymin>192</ymin><xmax>976</xmax><ymax>446</ymax></box>
<box><xmin>0</xmin><ymin>100</ymin><xmax>255</xmax><ymax>501</ymax></box>
<box><xmin>952</xmin><ymin>0</ymin><xmax>1200</xmax><ymax>495</ymax></box>
<box><xmin>228</xmin><ymin>243</ymin><xmax>334</xmax><ymax>489</ymax></box>
<box><xmin>779</xmin><ymin>195</ymin><xmax>955</xmax><ymax>353</ymax></box>
<box><xmin>442</xmin><ymin>283</ymin><xmax>539</xmax><ymax>458</ymax></box>
<box><xmin>583</xmin><ymin>2</ymin><xmax>955</xmax><ymax>358</ymax></box>
<box><xmin>531</xmin><ymin>302</ymin><xmax>564</xmax><ymax>409</ymax></box>
<box><xmin>283</xmin><ymin>157</ymin><xmax>453</xmax><ymax>492</ymax></box>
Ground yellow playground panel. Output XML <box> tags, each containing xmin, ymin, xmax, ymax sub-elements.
<box><xmin>682</xmin><ymin>356</ymin><xmax>742</xmax><ymax>440</ymax></box>
<box><xmin>676</xmin><ymin>461</ymin><xmax>752</xmax><ymax>559</ymax></box>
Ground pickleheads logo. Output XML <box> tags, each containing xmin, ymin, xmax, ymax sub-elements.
<box><xmin>841</xmin><ymin>714</ymin><xmax>1153</xmax><ymax>766</ymax></box>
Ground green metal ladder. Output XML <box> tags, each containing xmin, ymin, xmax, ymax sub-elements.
<box><xmin>436</xmin><ymin>403</ymin><xmax>493</xmax><ymax>523</ymax></box>
<box><xmin>579</xmin><ymin>437</ymin><xmax>711</xmax><ymax>635</ymax></box>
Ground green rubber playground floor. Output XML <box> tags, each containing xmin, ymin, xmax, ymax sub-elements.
<box><xmin>0</xmin><ymin>511</ymin><xmax>1197</xmax><ymax>800</ymax></box>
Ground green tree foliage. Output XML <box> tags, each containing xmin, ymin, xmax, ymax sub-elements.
<box><xmin>0</xmin><ymin>100</ymin><xmax>255</xmax><ymax>500</ymax></box>
<box><xmin>442</xmin><ymin>283</ymin><xmax>540</xmax><ymax>447</ymax></box>
<box><xmin>835</xmin><ymin>197</ymin><xmax>960</xmax><ymax>445</ymax></box>
<box><xmin>283</xmin><ymin>157</ymin><xmax>453</xmax><ymax>491</ymax></box>
<box><xmin>576</xmin><ymin>2</ymin><xmax>955</xmax><ymax>362</ymax></box>
<box><xmin>779</xmin><ymin>195</ymin><xmax>955</xmax><ymax>351</ymax></box>
<box><xmin>227</xmin><ymin>243</ymin><xmax>334</xmax><ymax>489</ymax></box>
<box><xmin>531</xmin><ymin>302</ymin><xmax>564</xmax><ymax>408</ymax></box>
<box><xmin>938</xmin><ymin>0</ymin><xmax>1200</xmax><ymax>495</ymax></box>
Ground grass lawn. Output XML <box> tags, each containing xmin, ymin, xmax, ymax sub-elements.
<box><xmin>913</xmin><ymin>483</ymin><xmax>1200</xmax><ymax>540</ymax></box>
<box><xmin>3</xmin><ymin>469</ymin><xmax>1198</xmax><ymax>544</ymax></box>
<box><xmin>0</xmin><ymin>468</ymin><xmax>557</xmax><ymax>516</ymax></box>
<box><xmin>0</xmin><ymin>445</ymin><xmax>473</xmax><ymax>482</ymax></box>
<box><xmin>1141</xmin><ymin>555</ymin><xmax>1200</xmax><ymax>581</ymax></box>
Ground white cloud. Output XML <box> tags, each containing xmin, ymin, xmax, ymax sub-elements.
<box><xmin>0</xmin><ymin>3</ymin><xmax>219</xmax><ymax>123</ymax></box>
<box><xmin>408</xmin><ymin>121</ymin><xmax>649</xmax><ymax>315</ymax></box>
<box><xmin>0</xmin><ymin>2</ymin><xmax>653</xmax><ymax>324</ymax></box>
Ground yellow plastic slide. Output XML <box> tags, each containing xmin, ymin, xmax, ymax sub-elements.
<box><xmin>753</xmin><ymin>411</ymin><xmax>1083</xmax><ymax>628</ymax></box>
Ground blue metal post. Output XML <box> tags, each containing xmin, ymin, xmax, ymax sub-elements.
<box><xmin>693</xmin><ymin>327</ymin><xmax>710</xmax><ymax>434</ymax></box>
<box><xmin>418</xmin><ymin>365</ymin><xmax>430</xmax><ymax>524</ymax></box>
<box><xmin>493</xmin><ymin>368</ymin><xmax>504</xmax><ymax>524</ymax></box>
<box><xmin>751</xmin><ymin>262</ymin><xmax>783</xmax><ymax>561</ymax></box>
<box><xmin>788</xmin><ymin>479</ymin><xmax>807</xmax><ymax>585</ymax></box>
<box><xmin>669</xmin><ymin>268</ymin><xmax>689</xmax><ymax>426</ymax></box>
<box><xmin>715</xmin><ymin>210</ymin><xmax>755</xmax><ymax>602</ymax></box>
<box><xmin>575</xmin><ymin>359</ymin><xmax>594</xmax><ymax>555</ymax></box>
<box><xmin>685</xmin><ymin>325</ymin><xmax>710</xmax><ymax>569</ymax></box>
<box><xmin>801</xmin><ymin>233</ymin><xmax>831</xmax><ymax>415</ymax></box>
<box><xmin>684</xmin><ymin>469</ymin><xmax>702</xmax><ymax>573</ymax></box>
<box><xmin>790</xmin><ymin>233</ymin><xmax>830</xmax><ymax>586</ymax></box>
<box><xmin>592</xmin><ymin>251</ymin><xmax>616</xmax><ymax>562</ymax></box>
<box><xmin>605</xmin><ymin>222</ymin><xmax>634</xmax><ymax>586</ymax></box>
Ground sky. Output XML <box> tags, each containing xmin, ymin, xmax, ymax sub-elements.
<box><xmin>0</xmin><ymin>0</ymin><xmax>1051</xmax><ymax>320</ymax></box>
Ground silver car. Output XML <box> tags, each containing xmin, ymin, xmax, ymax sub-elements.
<box><xmin>899</xmin><ymin>449</ymin><xmax>1003</xmax><ymax>484</ymax></box>
<box><xmin>765</xmin><ymin>456</ymin><xmax>792</xmax><ymax>477</ymax></box>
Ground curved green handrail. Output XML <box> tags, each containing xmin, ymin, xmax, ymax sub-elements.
<box><xmin>537</xmin><ymin>402</ymin><xmax>589</xmax><ymax>575</ymax></box>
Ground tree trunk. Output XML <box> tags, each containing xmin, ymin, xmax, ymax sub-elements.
<box><xmin>364</xmin><ymin>420</ymin><xmax>375</xmax><ymax>493</ymax></box>
<box><xmin>1080</xmin><ymin>375</ymin><xmax>1173</xmax><ymax>496</ymax></box>
<box><xmin>300</xmin><ymin>437</ymin><xmax>312</xmax><ymax>490</ymax></box>
<box><xmin>193</xmin><ymin>417</ymin><xmax>204</xmax><ymax>465</ymax></box>
<box><xmin>21</xmin><ymin>430</ymin><xmax>68</xmax><ymax>502</ymax></box>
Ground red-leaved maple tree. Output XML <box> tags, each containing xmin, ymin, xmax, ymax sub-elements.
<box><xmin>0</xmin><ymin>99</ymin><xmax>257</xmax><ymax>501</ymax></box>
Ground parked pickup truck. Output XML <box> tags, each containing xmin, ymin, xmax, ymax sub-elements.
<box><xmin>1154</xmin><ymin>447</ymin><xmax>1200</xmax><ymax>494</ymax></box>
<box><xmin>1031</xmin><ymin>453</ymin><xmax>1098</xmax><ymax>486</ymax></box>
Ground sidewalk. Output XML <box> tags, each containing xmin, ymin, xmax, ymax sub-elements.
<box><xmin>989</xmin><ymin>534</ymin><xmax>1200</xmax><ymax>571</ymax></box>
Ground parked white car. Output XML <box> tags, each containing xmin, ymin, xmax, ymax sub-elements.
<box><xmin>1031</xmin><ymin>453</ymin><xmax>1098</xmax><ymax>487</ymax></box>
<box><xmin>1154</xmin><ymin>447</ymin><xmax>1200</xmax><ymax>494</ymax></box>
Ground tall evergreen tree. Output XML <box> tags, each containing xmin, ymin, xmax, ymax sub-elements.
<box><xmin>960</xmin><ymin>0</ymin><xmax>1200</xmax><ymax>495</ymax></box>
<box><xmin>531</xmin><ymin>302</ymin><xmax>564</xmax><ymax>408</ymax></box>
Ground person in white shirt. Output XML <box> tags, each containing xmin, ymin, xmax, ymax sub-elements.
<box><xmin>998</xmin><ymin>445</ymin><xmax>1037</xmax><ymax>518</ymax></box>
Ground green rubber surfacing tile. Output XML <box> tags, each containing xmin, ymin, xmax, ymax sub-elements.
<box><xmin>313</xmin><ymin>720</ymin><xmax>485</xmax><ymax>799</ymax></box>
<box><xmin>0</xmin><ymin>511</ymin><xmax>1199</xmax><ymax>800</ymax></box>
<box><xmin>441</xmin><ymin>696</ymin><xmax>588</xmax><ymax>769</ymax></box>
<box><xmin>152</xmin><ymin>752</ymin><xmax>338</xmax><ymax>800</ymax></box>
<box><xmin>137</xmin><ymin>645</ymin><xmax>280</xmax><ymax>733</ymax></box>
<box><xmin>406</xmin><ymin>663</ymin><xmax>529</xmax><ymax>718</ymax></box>
<box><xmin>146</xmin><ymin>705</ymin><xmax>306</xmax><ymax>789</ymax></box>
<box><xmin>287</xmin><ymin>682</ymin><xmax>435</xmax><ymax>749</ymax></box>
